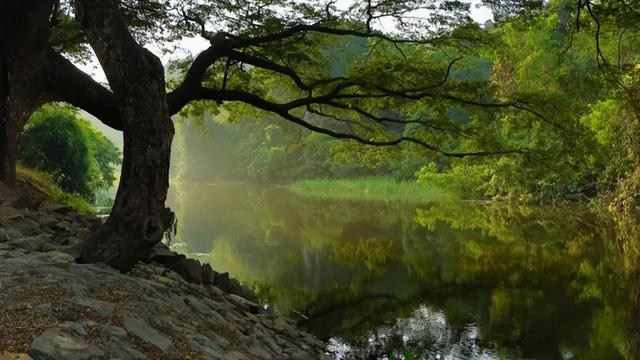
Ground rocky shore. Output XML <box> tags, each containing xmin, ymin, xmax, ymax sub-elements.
<box><xmin>0</xmin><ymin>179</ymin><xmax>330</xmax><ymax>360</ymax></box>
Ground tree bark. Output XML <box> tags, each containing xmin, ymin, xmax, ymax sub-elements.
<box><xmin>0</xmin><ymin>0</ymin><xmax>55</xmax><ymax>187</ymax></box>
<box><xmin>0</xmin><ymin>52</ymin><xmax>15</xmax><ymax>187</ymax></box>
<box><xmin>76</xmin><ymin>0</ymin><xmax>175</xmax><ymax>272</ymax></box>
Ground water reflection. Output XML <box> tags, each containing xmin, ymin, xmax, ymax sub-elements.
<box><xmin>167</xmin><ymin>182</ymin><xmax>640</xmax><ymax>360</ymax></box>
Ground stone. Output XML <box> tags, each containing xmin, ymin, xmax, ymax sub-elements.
<box><xmin>184</xmin><ymin>295</ymin><xmax>211</xmax><ymax>315</ymax></box>
<box><xmin>151</xmin><ymin>253</ymin><xmax>203</xmax><ymax>284</ymax></box>
<box><xmin>103</xmin><ymin>341</ymin><xmax>145</xmax><ymax>360</ymax></box>
<box><xmin>224</xmin><ymin>350</ymin><xmax>249</xmax><ymax>360</ymax></box>
<box><xmin>9</xmin><ymin>235</ymin><xmax>53</xmax><ymax>253</ymax></box>
<box><xmin>289</xmin><ymin>350</ymin><xmax>317</xmax><ymax>360</ymax></box>
<box><xmin>208</xmin><ymin>310</ymin><xmax>227</xmax><ymax>324</ymax></box>
<box><xmin>187</xmin><ymin>335</ymin><xmax>225</xmax><ymax>358</ymax></box>
<box><xmin>214</xmin><ymin>272</ymin><xmax>232</xmax><ymax>292</ymax></box>
<box><xmin>123</xmin><ymin>316</ymin><xmax>174</xmax><ymax>354</ymax></box>
<box><xmin>0</xmin><ymin>206</ymin><xmax>23</xmax><ymax>223</ymax></box>
<box><xmin>72</xmin><ymin>297</ymin><xmax>115</xmax><ymax>318</ymax></box>
<box><xmin>28</xmin><ymin>251</ymin><xmax>75</xmax><ymax>264</ymax></box>
<box><xmin>227</xmin><ymin>294</ymin><xmax>261</xmax><ymax>314</ymax></box>
<box><xmin>208</xmin><ymin>285</ymin><xmax>224</xmax><ymax>297</ymax></box>
<box><xmin>201</xmin><ymin>263</ymin><xmax>214</xmax><ymax>284</ymax></box>
<box><xmin>0</xmin><ymin>352</ymin><xmax>32</xmax><ymax>360</ymax></box>
<box><xmin>39</xmin><ymin>200</ymin><xmax>73</xmax><ymax>214</ymax></box>
<box><xmin>53</xmin><ymin>236</ymin><xmax>82</xmax><ymax>247</ymax></box>
<box><xmin>28</xmin><ymin>330</ymin><xmax>105</xmax><ymax>360</ymax></box>
<box><xmin>182</xmin><ymin>258</ymin><xmax>203</xmax><ymax>284</ymax></box>
<box><xmin>100</xmin><ymin>325</ymin><xmax>129</xmax><ymax>342</ymax></box>
<box><xmin>14</xmin><ymin>194</ymin><xmax>44</xmax><ymax>210</ymax></box>
<box><xmin>146</xmin><ymin>243</ymin><xmax>175</xmax><ymax>261</ymax></box>
<box><xmin>9</xmin><ymin>218</ymin><xmax>43</xmax><ymax>236</ymax></box>
<box><xmin>239</xmin><ymin>287</ymin><xmax>259</xmax><ymax>304</ymax></box>
<box><xmin>69</xmin><ymin>323</ymin><xmax>88</xmax><ymax>338</ymax></box>
<box><xmin>247</xmin><ymin>342</ymin><xmax>273</xmax><ymax>359</ymax></box>
<box><xmin>0</xmin><ymin>230</ymin><xmax>10</xmax><ymax>242</ymax></box>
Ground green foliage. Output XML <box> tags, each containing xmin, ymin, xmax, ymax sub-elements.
<box><xmin>163</xmin><ymin>0</ymin><xmax>640</xmax><ymax>206</ymax></box>
<box><xmin>18</xmin><ymin>104</ymin><xmax>121</xmax><ymax>202</ymax></box>
<box><xmin>288</xmin><ymin>177</ymin><xmax>451</xmax><ymax>203</ymax></box>
<box><xmin>415</xmin><ymin>162</ymin><xmax>485</xmax><ymax>199</ymax></box>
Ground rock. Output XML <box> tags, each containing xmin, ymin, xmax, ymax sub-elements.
<box><xmin>0</xmin><ymin>206</ymin><xmax>23</xmax><ymax>223</ymax></box>
<box><xmin>227</xmin><ymin>294</ymin><xmax>261</xmax><ymax>314</ymax></box>
<box><xmin>28</xmin><ymin>251</ymin><xmax>75</xmax><ymax>264</ymax></box>
<box><xmin>0</xmin><ymin>352</ymin><xmax>32</xmax><ymax>360</ymax></box>
<box><xmin>69</xmin><ymin>323</ymin><xmax>88</xmax><ymax>338</ymax></box>
<box><xmin>208</xmin><ymin>310</ymin><xmax>227</xmax><ymax>324</ymax></box>
<box><xmin>289</xmin><ymin>350</ymin><xmax>317</xmax><ymax>360</ymax></box>
<box><xmin>101</xmin><ymin>325</ymin><xmax>129</xmax><ymax>342</ymax></box>
<box><xmin>123</xmin><ymin>316</ymin><xmax>174</xmax><ymax>354</ymax></box>
<box><xmin>239</xmin><ymin>287</ymin><xmax>259</xmax><ymax>304</ymax></box>
<box><xmin>14</xmin><ymin>194</ymin><xmax>44</xmax><ymax>210</ymax></box>
<box><xmin>152</xmin><ymin>254</ymin><xmax>203</xmax><ymax>284</ymax></box>
<box><xmin>247</xmin><ymin>342</ymin><xmax>273</xmax><ymax>359</ymax></box>
<box><xmin>103</xmin><ymin>341</ymin><xmax>145</xmax><ymax>360</ymax></box>
<box><xmin>184</xmin><ymin>295</ymin><xmax>212</xmax><ymax>315</ymax></box>
<box><xmin>28</xmin><ymin>330</ymin><xmax>105</xmax><ymax>360</ymax></box>
<box><xmin>182</xmin><ymin>258</ymin><xmax>203</xmax><ymax>284</ymax></box>
<box><xmin>9</xmin><ymin>235</ymin><xmax>53</xmax><ymax>253</ymax></box>
<box><xmin>224</xmin><ymin>350</ymin><xmax>249</xmax><ymax>360</ymax></box>
<box><xmin>9</xmin><ymin>218</ymin><xmax>42</xmax><ymax>236</ymax></box>
<box><xmin>187</xmin><ymin>335</ymin><xmax>225</xmax><ymax>358</ymax></box>
<box><xmin>104</xmin><ymin>341</ymin><xmax>146</xmax><ymax>360</ymax></box>
<box><xmin>71</xmin><ymin>297</ymin><xmax>115</xmax><ymax>318</ymax></box>
<box><xmin>98</xmin><ymin>325</ymin><xmax>146</xmax><ymax>360</ymax></box>
<box><xmin>53</xmin><ymin>236</ymin><xmax>82</xmax><ymax>247</ymax></box>
<box><xmin>39</xmin><ymin>200</ymin><xmax>73</xmax><ymax>214</ymax></box>
<box><xmin>0</xmin><ymin>230</ymin><xmax>10</xmax><ymax>242</ymax></box>
<box><xmin>202</xmin><ymin>263</ymin><xmax>214</xmax><ymax>284</ymax></box>
<box><xmin>214</xmin><ymin>272</ymin><xmax>232</xmax><ymax>292</ymax></box>
<box><xmin>146</xmin><ymin>243</ymin><xmax>176</xmax><ymax>261</ymax></box>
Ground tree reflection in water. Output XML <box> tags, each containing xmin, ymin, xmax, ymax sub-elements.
<box><xmin>168</xmin><ymin>183</ymin><xmax>640</xmax><ymax>359</ymax></box>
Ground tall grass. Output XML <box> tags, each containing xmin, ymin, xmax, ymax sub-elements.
<box><xmin>17</xmin><ymin>165</ymin><xmax>95</xmax><ymax>215</ymax></box>
<box><xmin>287</xmin><ymin>177</ymin><xmax>453</xmax><ymax>203</ymax></box>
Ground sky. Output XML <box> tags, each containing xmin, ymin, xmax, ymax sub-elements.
<box><xmin>76</xmin><ymin>0</ymin><xmax>493</xmax><ymax>83</ymax></box>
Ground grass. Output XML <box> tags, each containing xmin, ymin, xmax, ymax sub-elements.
<box><xmin>17</xmin><ymin>165</ymin><xmax>95</xmax><ymax>215</ymax></box>
<box><xmin>287</xmin><ymin>177</ymin><xmax>453</xmax><ymax>203</ymax></box>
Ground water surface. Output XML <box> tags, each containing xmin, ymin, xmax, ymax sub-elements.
<box><xmin>167</xmin><ymin>182</ymin><xmax>640</xmax><ymax>360</ymax></box>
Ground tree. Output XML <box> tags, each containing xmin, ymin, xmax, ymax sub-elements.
<box><xmin>0</xmin><ymin>0</ymin><xmax>561</xmax><ymax>271</ymax></box>
<box><xmin>18</xmin><ymin>104</ymin><xmax>120</xmax><ymax>200</ymax></box>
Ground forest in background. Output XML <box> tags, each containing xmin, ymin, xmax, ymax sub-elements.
<box><xmin>166</xmin><ymin>0</ymin><xmax>640</xmax><ymax>207</ymax></box>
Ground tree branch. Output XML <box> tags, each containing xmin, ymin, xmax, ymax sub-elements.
<box><xmin>190</xmin><ymin>85</ymin><xmax>523</xmax><ymax>158</ymax></box>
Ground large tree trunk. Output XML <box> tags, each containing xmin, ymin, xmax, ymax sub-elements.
<box><xmin>76</xmin><ymin>0</ymin><xmax>175</xmax><ymax>272</ymax></box>
<box><xmin>0</xmin><ymin>107</ymin><xmax>20</xmax><ymax>188</ymax></box>
<box><xmin>0</xmin><ymin>0</ymin><xmax>55</xmax><ymax>188</ymax></box>
<box><xmin>0</xmin><ymin>55</ymin><xmax>16</xmax><ymax>187</ymax></box>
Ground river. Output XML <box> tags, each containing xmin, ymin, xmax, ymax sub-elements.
<box><xmin>167</xmin><ymin>182</ymin><xmax>640</xmax><ymax>360</ymax></box>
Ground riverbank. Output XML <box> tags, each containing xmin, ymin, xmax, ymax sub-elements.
<box><xmin>0</xmin><ymin>177</ymin><xmax>329</xmax><ymax>359</ymax></box>
<box><xmin>287</xmin><ymin>177</ymin><xmax>451</xmax><ymax>203</ymax></box>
